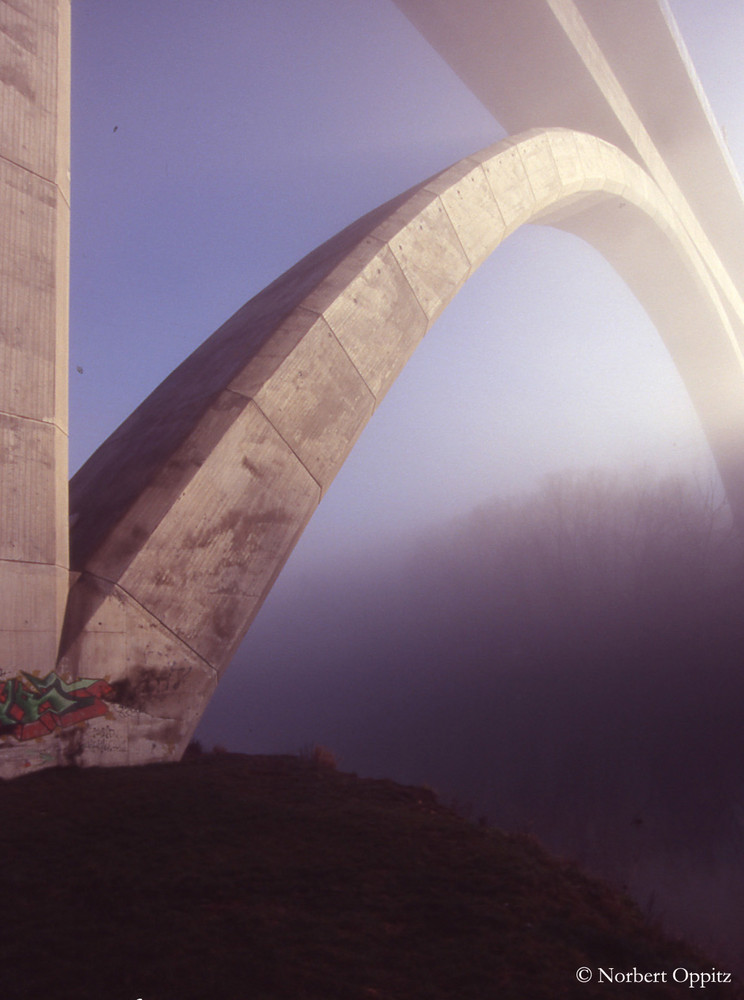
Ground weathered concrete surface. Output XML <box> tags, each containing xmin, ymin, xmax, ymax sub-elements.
<box><xmin>0</xmin><ymin>0</ymin><xmax>69</xmax><ymax>713</ymax></box>
<box><xmin>54</xmin><ymin>127</ymin><xmax>744</xmax><ymax>772</ymax></box>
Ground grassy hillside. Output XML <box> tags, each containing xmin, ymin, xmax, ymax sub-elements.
<box><xmin>1</xmin><ymin>751</ymin><xmax>739</xmax><ymax>1000</ymax></box>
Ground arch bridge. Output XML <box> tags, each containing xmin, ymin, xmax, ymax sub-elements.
<box><xmin>1</xmin><ymin>0</ymin><xmax>743</xmax><ymax>776</ymax></box>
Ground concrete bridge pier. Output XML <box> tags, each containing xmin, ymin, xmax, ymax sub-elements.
<box><xmin>0</xmin><ymin>0</ymin><xmax>71</xmax><ymax>770</ymax></box>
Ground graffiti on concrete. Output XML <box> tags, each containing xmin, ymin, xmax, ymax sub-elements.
<box><xmin>0</xmin><ymin>672</ymin><xmax>114</xmax><ymax>742</ymax></box>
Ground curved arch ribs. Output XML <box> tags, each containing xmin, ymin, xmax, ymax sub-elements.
<box><xmin>32</xmin><ymin>128</ymin><xmax>744</xmax><ymax>769</ymax></box>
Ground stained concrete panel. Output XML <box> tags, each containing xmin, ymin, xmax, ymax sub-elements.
<box><xmin>0</xmin><ymin>556</ymin><xmax>67</xmax><ymax>633</ymax></box>
<box><xmin>106</xmin><ymin>400</ymin><xmax>321</xmax><ymax>667</ymax></box>
<box><xmin>0</xmin><ymin>561</ymin><xmax>67</xmax><ymax>673</ymax></box>
<box><xmin>231</xmin><ymin>308</ymin><xmax>376</xmax><ymax>492</ymax></box>
<box><xmin>0</xmin><ymin>0</ymin><xmax>63</xmax><ymax>182</ymax></box>
<box><xmin>421</xmin><ymin>161</ymin><xmax>506</xmax><ymax>272</ymax></box>
<box><xmin>0</xmin><ymin>161</ymin><xmax>62</xmax><ymax>424</ymax></box>
<box><xmin>570</xmin><ymin>132</ymin><xmax>623</xmax><ymax>194</ymax></box>
<box><xmin>59</xmin><ymin>572</ymin><xmax>218</xmax><ymax>765</ymax></box>
<box><xmin>303</xmin><ymin>237</ymin><xmax>428</xmax><ymax>402</ymax></box>
<box><xmin>0</xmin><ymin>414</ymin><xmax>66</xmax><ymax>563</ymax></box>
<box><xmin>79</xmin><ymin>392</ymin><xmax>261</xmax><ymax>585</ymax></box>
<box><xmin>371</xmin><ymin>187</ymin><xmax>472</xmax><ymax>318</ymax></box>
<box><xmin>544</xmin><ymin>129</ymin><xmax>587</xmax><ymax>195</ymax></box>
<box><xmin>472</xmin><ymin>141</ymin><xmax>537</xmax><ymax>233</ymax></box>
<box><xmin>516</xmin><ymin>131</ymin><xmax>566</xmax><ymax>208</ymax></box>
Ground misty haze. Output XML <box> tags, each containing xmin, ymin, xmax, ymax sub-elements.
<box><xmin>199</xmin><ymin>469</ymin><xmax>744</xmax><ymax>972</ymax></box>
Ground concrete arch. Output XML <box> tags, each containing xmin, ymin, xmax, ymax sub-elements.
<box><xmin>41</xmin><ymin>127</ymin><xmax>744</xmax><ymax>770</ymax></box>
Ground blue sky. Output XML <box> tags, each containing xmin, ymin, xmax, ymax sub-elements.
<box><xmin>70</xmin><ymin>1</ymin><xmax>743</xmax><ymax>587</ymax></box>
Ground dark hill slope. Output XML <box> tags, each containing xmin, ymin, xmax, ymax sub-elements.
<box><xmin>1</xmin><ymin>752</ymin><xmax>738</xmax><ymax>1000</ymax></box>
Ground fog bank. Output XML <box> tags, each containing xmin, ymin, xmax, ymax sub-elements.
<box><xmin>198</xmin><ymin>469</ymin><xmax>744</xmax><ymax>970</ymax></box>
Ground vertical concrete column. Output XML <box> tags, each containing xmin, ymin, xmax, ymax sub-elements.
<box><xmin>0</xmin><ymin>1</ymin><xmax>70</xmax><ymax>675</ymax></box>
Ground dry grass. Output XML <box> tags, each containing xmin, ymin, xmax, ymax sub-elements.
<box><xmin>0</xmin><ymin>752</ymin><xmax>739</xmax><ymax>1000</ymax></box>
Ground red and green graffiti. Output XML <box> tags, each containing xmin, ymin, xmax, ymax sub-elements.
<box><xmin>0</xmin><ymin>672</ymin><xmax>114</xmax><ymax>742</ymax></box>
